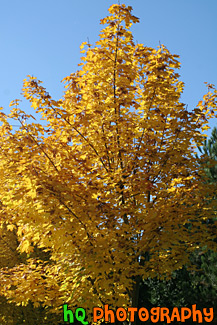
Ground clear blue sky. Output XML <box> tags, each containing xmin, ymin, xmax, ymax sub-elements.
<box><xmin>0</xmin><ymin>0</ymin><xmax>217</xmax><ymax>136</ymax></box>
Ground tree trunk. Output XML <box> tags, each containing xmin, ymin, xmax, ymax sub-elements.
<box><xmin>130</xmin><ymin>275</ymin><xmax>141</xmax><ymax>325</ymax></box>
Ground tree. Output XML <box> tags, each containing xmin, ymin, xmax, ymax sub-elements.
<box><xmin>0</xmin><ymin>4</ymin><xmax>217</xmax><ymax>323</ymax></box>
<box><xmin>0</xmin><ymin>225</ymin><xmax>64</xmax><ymax>324</ymax></box>
<box><xmin>0</xmin><ymin>223</ymin><xmax>66</xmax><ymax>324</ymax></box>
<box><xmin>198</xmin><ymin>126</ymin><xmax>217</xmax><ymax>183</ymax></box>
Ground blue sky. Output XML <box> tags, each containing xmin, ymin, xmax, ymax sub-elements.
<box><xmin>0</xmin><ymin>0</ymin><xmax>217</xmax><ymax>136</ymax></box>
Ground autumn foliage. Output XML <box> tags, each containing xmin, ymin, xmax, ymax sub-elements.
<box><xmin>0</xmin><ymin>4</ymin><xmax>217</xmax><ymax>321</ymax></box>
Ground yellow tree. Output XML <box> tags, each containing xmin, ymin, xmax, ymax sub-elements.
<box><xmin>0</xmin><ymin>215</ymin><xmax>64</xmax><ymax>323</ymax></box>
<box><xmin>0</xmin><ymin>3</ymin><xmax>217</xmax><ymax>321</ymax></box>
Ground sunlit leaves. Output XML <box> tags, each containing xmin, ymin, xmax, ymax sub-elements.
<box><xmin>0</xmin><ymin>3</ymin><xmax>217</xmax><ymax>319</ymax></box>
